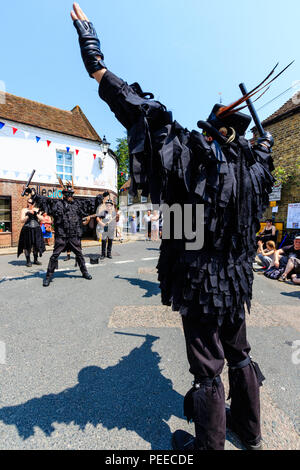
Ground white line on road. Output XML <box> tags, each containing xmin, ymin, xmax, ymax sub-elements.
<box><xmin>113</xmin><ymin>260</ymin><xmax>135</xmax><ymax>264</ymax></box>
<box><xmin>141</xmin><ymin>257</ymin><xmax>159</xmax><ymax>261</ymax></box>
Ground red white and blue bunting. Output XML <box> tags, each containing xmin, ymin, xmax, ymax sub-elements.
<box><xmin>0</xmin><ymin>120</ymin><xmax>105</xmax><ymax>162</ymax></box>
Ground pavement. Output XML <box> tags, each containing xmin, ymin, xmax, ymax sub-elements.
<box><xmin>0</xmin><ymin>240</ymin><xmax>299</xmax><ymax>450</ymax></box>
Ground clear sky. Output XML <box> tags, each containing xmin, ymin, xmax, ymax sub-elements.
<box><xmin>0</xmin><ymin>0</ymin><xmax>299</xmax><ymax>150</ymax></box>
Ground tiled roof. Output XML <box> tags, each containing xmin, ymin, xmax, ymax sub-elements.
<box><xmin>0</xmin><ymin>92</ymin><xmax>101</xmax><ymax>142</ymax></box>
<box><xmin>262</xmin><ymin>94</ymin><xmax>300</xmax><ymax>125</ymax></box>
<box><xmin>120</xmin><ymin>178</ymin><xmax>131</xmax><ymax>190</ymax></box>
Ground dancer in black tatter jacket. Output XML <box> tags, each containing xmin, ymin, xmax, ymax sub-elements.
<box><xmin>70</xmin><ymin>3</ymin><xmax>279</xmax><ymax>450</ymax></box>
<box><xmin>25</xmin><ymin>179</ymin><xmax>100</xmax><ymax>286</ymax></box>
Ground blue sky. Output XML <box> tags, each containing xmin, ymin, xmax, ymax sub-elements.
<box><xmin>0</xmin><ymin>0</ymin><xmax>299</xmax><ymax>150</ymax></box>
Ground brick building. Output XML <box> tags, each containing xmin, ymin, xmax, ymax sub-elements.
<box><xmin>253</xmin><ymin>95</ymin><xmax>300</xmax><ymax>230</ymax></box>
<box><xmin>0</xmin><ymin>93</ymin><xmax>118</xmax><ymax>247</ymax></box>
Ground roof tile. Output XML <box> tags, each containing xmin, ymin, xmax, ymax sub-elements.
<box><xmin>0</xmin><ymin>92</ymin><xmax>101</xmax><ymax>142</ymax></box>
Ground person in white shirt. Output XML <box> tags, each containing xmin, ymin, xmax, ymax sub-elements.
<box><xmin>116</xmin><ymin>209</ymin><xmax>124</xmax><ymax>242</ymax></box>
<box><xmin>143</xmin><ymin>210</ymin><xmax>152</xmax><ymax>241</ymax></box>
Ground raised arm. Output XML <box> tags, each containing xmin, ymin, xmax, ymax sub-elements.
<box><xmin>24</xmin><ymin>189</ymin><xmax>55</xmax><ymax>216</ymax></box>
<box><xmin>71</xmin><ymin>3</ymin><xmax>172</xmax><ymax>131</ymax></box>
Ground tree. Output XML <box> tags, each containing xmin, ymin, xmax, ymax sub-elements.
<box><xmin>114</xmin><ymin>137</ymin><xmax>129</xmax><ymax>191</ymax></box>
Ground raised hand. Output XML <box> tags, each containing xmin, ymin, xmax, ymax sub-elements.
<box><xmin>71</xmin><ymin>3</ymin><xmax>107</xmax><ymax>79</ymax></box>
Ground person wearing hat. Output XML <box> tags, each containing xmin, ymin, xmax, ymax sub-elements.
<box><xmin>25</xmin><ymin>178</ymin><xmax>96</xmax><ymax>286</ymax></box>
<box><xmin>71</xmin><ymin>3</ymin><xmax>276</xmax><ymax>450</ymax></box>
<box><xmin>96</xmin><ymin>199</ymin><xmax>116</xmax><ymax>259</ymax></box>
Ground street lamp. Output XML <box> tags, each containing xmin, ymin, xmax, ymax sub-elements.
<box><xmin>100</xmin><ymin>135</ymin><xmax>110</xmax><ymax>156</ymax></box>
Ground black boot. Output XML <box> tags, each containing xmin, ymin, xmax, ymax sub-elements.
<box><xmin>63</xmin><ymin>253</ymin><xmax>71</xmax><ymax>261</ymax></box>
<box><xmin>172</xmin><ymin>430</ymin><xmax>196</xmax><ymax>451</ymax></box>
<box><xmin>43</xmin><ymin>275</ymin><xmax>53</xmax><ymax>287</ymax></box>
<box><xmin>227</xmin><ymin>360</ymin><xmax>264</xmax><ymax>449</ymax></box>
<box><xmin>82</xmin><ymin>271</ymin><xmax>92</xmax><ymax>280</ymax></box>
<box><xmin>226</xmin><ymin>408</ymin><xmax>262</xmax><ymax>450</ymax></box>
<box><xmin>25</xmin><ymin>255</ymin><xmax>32</xmax><ymax>267</ymax></box>
<box><xmin>33</xmin><ymin>255</ymin><xmax>42</xmax><ymax>266</ymax></box>
<box><xmin>107</xmin><ymin>239</ymin><xmax>113</xmax><ymax>259</ymax></box>
<box><xmin>173</xmin><ymin>377</ymin><xmax>226</xmax><ymax>450</ymax></box>
<box><xmin>100</xmin><ymin>239</ymin><xmax>106</xmax><ymax>260</ymax></box>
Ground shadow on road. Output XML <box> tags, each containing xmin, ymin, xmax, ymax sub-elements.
<box><xmin>115</xmin><ymin>275</ymin><xmax>160</xmax><ymax>298</ymax></box>
<box><xmin>7</xmin><ymin>260</ymin><xmax>27</xmax><ymax>267</ymax></box>
<box><xmin>0</xmin><ymin>334</ymin><xmax>184</xmax><ymax>450</ymax></box>
<box><xmin>0</xmin><ymin>270</ymin><xmax>83</xmax><ymax>285</ymax></box>
<box><xmin>280</xmin><ymin>290</ymin><xmax>300</xmax><ymax>300</ymax></box>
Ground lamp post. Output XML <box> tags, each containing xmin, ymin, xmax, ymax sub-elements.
<box><xmin>100</xmin><ymin>135</ymin><xmax>110</xmax><ymax>156</ymax></box>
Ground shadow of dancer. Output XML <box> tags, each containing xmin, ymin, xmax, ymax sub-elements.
<box><xmin>0</xmin><ymin>334</ymin><xmax>184</xmax><ymax>449</ymax></box>
<box><xmin>115</xmin><ymin>275</ymin><xmax>160</xmax><ymax>298</ymax></box>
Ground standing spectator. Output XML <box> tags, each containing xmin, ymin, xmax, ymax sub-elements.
<box><xmin>40</xmin><ymin>212</ymin><xmax>53</xmax><ymax>247</ymax></box>
<box><xmin>277</xmin><ymin>236</ymin><xmax>300</xmax><ymax>282</ymax></box>
<box><xmin>257</xmin><ymin>219</ymin><xmax>276</xmax><ymax>248</ymax></box>
<box><xmin>96</xmin><ymin>199</ymin><xmax>116</xmax><ymax>259</ymax></box>
<box><xmin>130</xmin><ymin>214</ymin><xmax>137</xmax><ymax>234</ymax></box>
<box><xmin>18</xmin><ymin>198</ymin><xmax>45</xmax><ymax>267</ymax></box>
<box><xmin>256</xmin><ymin>240</ymin><xmax>276</xmax><ymax>269</ymax></box>
<box><xmin>151</xmin><ymin>210</ymin><xmax>160</xmax><ymax>241</ymax></box>
<box><xmin>159</xmin><ymin>211</ymin><xmax>163</xmax><ymax>239</ymax></box>
<box><xmin>144</xmin><ymin>210</ymin><xmax>152</xmax><ymax>241</ymax></box>
<box><xmin>116</xmin><ymin>208</ymin><xmax>124</xmax><ymax>242</ymax></box>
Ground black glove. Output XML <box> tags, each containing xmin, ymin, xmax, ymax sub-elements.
<box><xmin>24</xmin><ymin>187</ymin><xmax>33</xmax><ymax>196</ymax></box>
<box><xmin>73</xmin><ymin>20</ymin><xmax>106</xmax><ymax>78</ymax></box>
<box><xmin>257</xmin><ymin>131</ymin><xmax>274</xmax><ymax>149</ymax></box>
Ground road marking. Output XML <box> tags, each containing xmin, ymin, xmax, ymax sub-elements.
<box><xmin>141</xmin><ymin>257</ymin><xmax>159</xmax><ymax>261</ymax></box>
<box><xmin>113</xmin><ymin>260</ymin><xmax>135</xmax><ymax>264</ymax></box>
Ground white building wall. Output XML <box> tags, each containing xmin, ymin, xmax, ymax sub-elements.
<box><xmin>0</xmin><ymin>119</ymin><xmax>117</xmax><ymax>192</ymax></box>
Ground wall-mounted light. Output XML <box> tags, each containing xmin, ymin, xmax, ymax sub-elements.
<box><xmin>100</xmin><ymin>135</ymin><xmax>110</xmax><ymax>156</ymax></box>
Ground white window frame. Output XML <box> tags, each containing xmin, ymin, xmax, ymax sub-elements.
<box><xmin>56</xmin><ymin>150</ymin><xmax>74</xmax><ymax>182</ymax></box>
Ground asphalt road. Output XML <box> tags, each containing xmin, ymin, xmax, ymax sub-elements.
<box><xmin>0</xmin><ymin>241</ymin><xmax>299</xmax><ymax>450</ymax></box>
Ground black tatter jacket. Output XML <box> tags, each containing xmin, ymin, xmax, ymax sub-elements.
<box><xmin>99</xmin><ymin>71</ymin><xmax>274</xmax><ymax>325</ymax></box>
<box><xmin>32</xmin><ymin>195</ymin><xmax>98</xmax><ymax>239</ymax></box>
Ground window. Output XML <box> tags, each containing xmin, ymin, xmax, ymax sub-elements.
<box><xmin>141</xmin><ymin>195</ymin><xmax>148</xmax><ymax>203</ymax></box>
<box><xmin>0</xmin><ymin>196</ymin><xmax>11</xmax><ymax>232</ymax></box>
<box><xmin>56</xmin><ymin>151</ymin><xmax>73</xmax><ymax>181</ymax></box>
<box><xmin>128</xmin><ymin>194</ymin><xmax>133</xmax><ymax>205</ymax></box>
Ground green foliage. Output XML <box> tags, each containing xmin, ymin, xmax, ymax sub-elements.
<box><xmin>273</xmin><ymin>156</ymin><xmax>300</xmax><ymax>187</ymax></box>
<box><xmin>272</xmin><ymin>166</ymin><xmax>290</xmax><ymax>186</ymax></box>
<box><xmin>114</xmin><ymin>137</ymin><xmax>130</xmax><ymax>191</ymax></box>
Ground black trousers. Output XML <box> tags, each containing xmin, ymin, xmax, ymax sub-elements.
<box><xmin>182</xmin><ymin>315</ymin><xmax>263</xmax><ymax>450</ymax></box>
<box><xmin>46</xmin><ymin>237</ymin><xmax>88</xmax><ymax>276</ymax></box>
<box><xmin>101</xmin><ymin>238</ymin><xmax>113</xmax><ymax>256</ymax></box>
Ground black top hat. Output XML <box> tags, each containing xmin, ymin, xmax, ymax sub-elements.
<box><xmin>206</xmin><ymin>103</ymin><xmax>251</xmax><ymax>136</ymax></box>
<box><xmin>62</xmin><ymin>185</ymin><xmax>75</xmax><ymax>195</ymax></box>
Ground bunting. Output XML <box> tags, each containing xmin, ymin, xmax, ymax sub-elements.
<box><xmin>0</xmin><ymin>121</ymin><xmax>105</xmax><ymax>162</ymax></box>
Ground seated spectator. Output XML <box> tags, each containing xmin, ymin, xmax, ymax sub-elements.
<box><xmin>257</xmin><ymin>219</ymin><xmax>276</xmax><ymax>248</ymax></box>
<box><xmin>256</xmin><ymin>240</ymin><xmax>276</xmax><ymax>268</ymax></box>
<box><xmin>291</xmin><ymin>273</ymin><xmax>300</xmax><ymax>285</ymax></box>
<box><xmin>276</xmin><ymin>236</ymin><xmax>300</xmax><ymax>282</ymax></box>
